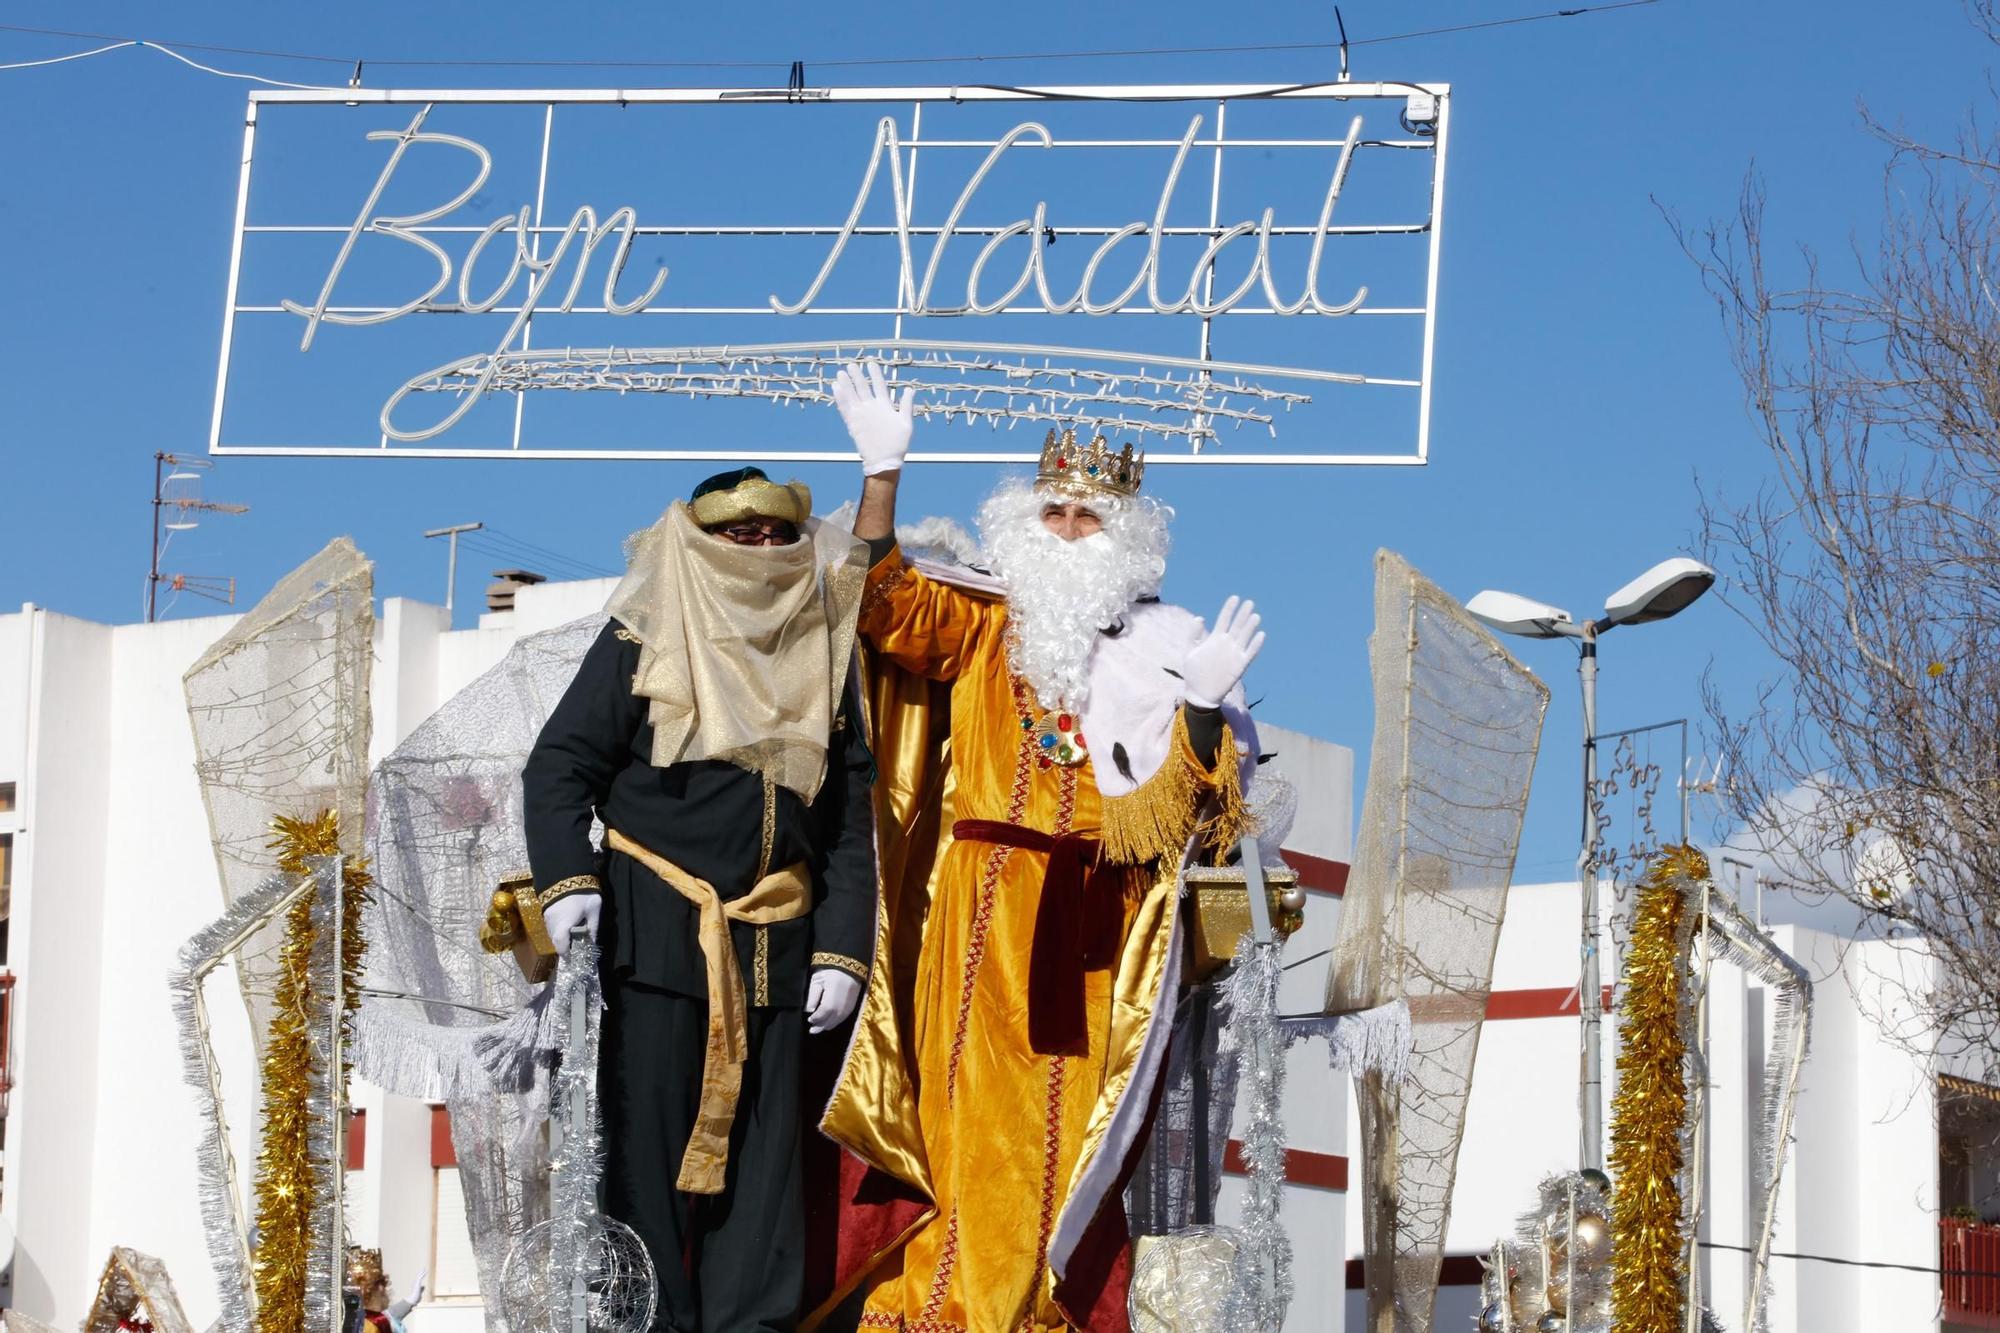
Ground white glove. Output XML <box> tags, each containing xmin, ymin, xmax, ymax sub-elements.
<box><xmin>1181</xmin><ymin>596</ymin><xmax>1266</xmax><ymax>709</ymax></box>
<box><xmin>831</xmin><ymin>360</ymin><xmax>915</xmax><ymax>476</ymax></box>
<box><xmin>388</xmin><ymin>1266</ymin><xmax>427</xmax><ymax>1319</ymax></box>
<box><xmin>805</xmin><ymin>966</ymin><xmax>864</xmax><ymax>1034</ymax></box>
<box><xmin>541</xmin><ymin>892</ymin><xmax>601</xmax><ymax>958</ymax></box>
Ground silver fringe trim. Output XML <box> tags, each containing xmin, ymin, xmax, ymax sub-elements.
<box><xmin>350</xmin><ymin>982</ymin><xmax>568</xmax><ymax>1172</ymax></box>
<box><xmin>347</xmin><ymin>995</ymin><xmax>554</xmax><ymax>1102</ymax></box>
<box><xmin>1278</xmin><ymin>999</ymin><xmax>1413</xmax><ymax>1083</ymax></box>
<box><xmin>167</xmin><ymin>867</ymin><xmax>311</xmax><ymax>1333</ymax></box>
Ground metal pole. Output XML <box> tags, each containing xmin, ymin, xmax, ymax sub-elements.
<box><xmin>568</xmin><ymin>935</ymin><xmax>590</xmax><ymax>1333</ymax></box>
<box><xmin>1190</xmin><ymin>987</ymin><xmax>1212</xmax><ymax>1226</ymax></box>
<box><xmin>423</xmin><ymin>522</ymin><xmax>483</xmax><ymax>620</ymax></box>
<box><xmin>148</xmin><ymin>451</ymin><xmax>173</xmax><ymax>624</ymax></box>
<box><xmin>1578</xmin><ymin>627</ymin><xmax>1603</xmax><ymax>1171</ymax></box>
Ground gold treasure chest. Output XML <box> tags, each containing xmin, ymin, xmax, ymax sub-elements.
<box><xmin>478</xmin><ymin>869</ymin><xmax>560</xmax><ymax>984</ymax></box>
<box><xmin>1182</xmin><ymin>862</ymin><xmax>1307</xmax><ymax>979</ymax></box>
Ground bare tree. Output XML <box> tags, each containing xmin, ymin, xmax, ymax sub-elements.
<box><xmin>1669</xmin><ymin>41</ymin><xmax>2000</xmax><ymax>1074</ymax></box>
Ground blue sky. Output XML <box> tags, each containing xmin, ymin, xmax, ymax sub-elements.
<box><xmin>2</xmin><ymin>1</ymin><xmax>1990</xmax><ymax>881</ymax></box>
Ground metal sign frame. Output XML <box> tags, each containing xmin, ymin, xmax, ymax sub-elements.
<box><xmin>211</xmin><ymin>82</ymin><xmax>1451</xmax><ymax>464</ymax></box>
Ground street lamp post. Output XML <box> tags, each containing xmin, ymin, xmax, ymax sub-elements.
<box><xmin>424</xmin><ymin>522</ymin><xmax>484</xmax><ymax>619</ymax></box>
<box><xmin>1467</xmin><ymin>556</ymin><xmax>1714</xmax><ymax>1171</ymax></box>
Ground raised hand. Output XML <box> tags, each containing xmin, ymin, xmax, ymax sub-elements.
<box><xmin>831</xmin><ymin>360</ymin><xmax>916</xmax><ymax>476</ymax></box>
<box><xmin>1181</xmin><ymin>596</ymin><xmax>1266</xmax><ymax>709</ymax></box>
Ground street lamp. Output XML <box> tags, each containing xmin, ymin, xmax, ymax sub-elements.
<box><xmin>1466</xmin><ymin>556</ymin><xmax>1715</xmax><ymax>1171</ymax></box>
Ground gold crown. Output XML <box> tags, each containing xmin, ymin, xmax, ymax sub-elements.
<box><xmin>1037</xmin><ymin>428</ymin><xmax>1144</xmax><ymax>499</ymax></box>
<box><xmin>347</xmin><ymin>1247</ymin><xmax>386</xmax><ymax>1292</ymax></box>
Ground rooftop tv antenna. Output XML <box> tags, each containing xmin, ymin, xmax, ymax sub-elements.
<box><xmin>150</xmin><ymin>451</ymin><xmax>249</xmax><ymax>622</ymax></box>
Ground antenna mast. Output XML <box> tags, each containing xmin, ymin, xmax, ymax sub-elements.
<box><xmin>150</xmin><ymin>452</ymin><xmax>249</xmax><ymax>622</ymax></box>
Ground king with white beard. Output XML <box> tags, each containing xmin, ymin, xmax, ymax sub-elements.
<box><xmin>807</xmin><ymin>363</ymin><xmax>1266</xmax><ymax>1333</ymax></box>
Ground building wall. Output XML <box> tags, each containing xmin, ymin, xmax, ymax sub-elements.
<box><xmin>4</xmin><ymin>610</ymin><xmax>115</xmax><ymax>1317</ymax></box>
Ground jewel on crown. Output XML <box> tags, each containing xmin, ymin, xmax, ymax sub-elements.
<box><xmin>1036</xmin><ymin>427</ymin><xmax>1146</xmax><ymax>498</ymax></box>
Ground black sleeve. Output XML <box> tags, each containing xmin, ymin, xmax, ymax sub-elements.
<box><xmin>865</xmin><ymin>534</ymin><xmax>897</xmax><ymax>566</ymax></box>
<box><xmin>522</xmin><ymin>621</ymin><xmax>646</xmax><ymax>898</ymax></box>
<box><xmin>1185</xmin><ymin>703</ymin><xmax>1225</xmax><ymax>769</ymax></box>
<box><xmin>809</xmin><ymin>681</ymin><xmax>878</xmax><ymax>978</ymax></box>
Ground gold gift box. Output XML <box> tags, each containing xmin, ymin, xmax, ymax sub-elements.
<box><xmin>477</xmin><ymin>869</ymin><xmax>560</xmax><ymax>984</ymax></box>
<box><xmin>1184</xmin><ymin>864</ymin><xmax>1305</xmax><ymax>979</ymax></box>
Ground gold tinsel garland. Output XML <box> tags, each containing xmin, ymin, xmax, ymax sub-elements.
<box><xmin>1608</xmin><ymin>845</ymin><xmax>1704</xmax><ymax>1333</ymax></box>
<box><xmin>252</xmin><ymin>811</ymin><xmax>371</xmax><ymax>1333</ymax></box>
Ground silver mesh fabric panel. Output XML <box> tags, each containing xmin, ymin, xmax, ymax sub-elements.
<box><xmin>1324</xmin><ymin>550</ymin><xmax>1548</xmax><ymax>1333</ymax></box>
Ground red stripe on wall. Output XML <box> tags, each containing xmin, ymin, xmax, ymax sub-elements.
<box><xmin>1484</xmin><ymin>986</ymin><xmax>1614</xmax><ymax>1021</ymax></box>
<box><xmin>1222</xmin><ymin>1138</ymin><xmax>1348</xmax><ymax>1192</ymax></box>
<box><xmin>431</xmin><ymin>1104</ymin><xmax>456</xmax><ymax>1169</ymax></box>
<box><xmin>345</xmin><ymin>1108</ymin><xmax>366</xmax><ymax>1171</ymax></box>
<box><xmin>1280</xmin><ymin>849</ymin><xmax>1349</xmax><ymax>898</ymax></box>
<box><xmin>1346</xmin><ymin>1253</ymin><xmax>1488</xmax><ymax>1290</ymax></box>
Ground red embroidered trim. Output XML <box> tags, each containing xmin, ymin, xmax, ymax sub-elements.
<box><xmin>1019</xmin><ymin>1054</ymin><xmax>1069</xmax><ymax>1329</ymax></box>
<box><xmin>945</xmin><ymin>688</ymin><xmax>1037</xmax><ymax>1102</ymax></box>
<box><xmin>919</xmin><ymin>1207</ymin><xmax>962</xmax><ymax>1323</ymax></box>
<box><xmin>857</xmin><ymin>1318</ymin><xmax>969</xmax><ymax>1333</ymax></box>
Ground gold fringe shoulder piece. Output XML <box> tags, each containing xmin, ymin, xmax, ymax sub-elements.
<box><xmin>1099</xmin><ymin>711</ymin><xmax>1255</xmax><ymax>865</ymax></box>
<box><xmin>1197</xmin><ymin>728</ymin><xmax>1252</xmax><ymax>855</ymax></box>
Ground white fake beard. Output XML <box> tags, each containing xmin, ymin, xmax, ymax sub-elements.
<box><xmin>979</xmin><ymin>478</ymin><xmax>1171</xmax><ymax>711</ymax></box>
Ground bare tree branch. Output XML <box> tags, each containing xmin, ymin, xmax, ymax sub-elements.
<box><xmin>1665</xmin><ymin>93</ymin><xmax>2000</xmax><ymax>1075</ymax></box>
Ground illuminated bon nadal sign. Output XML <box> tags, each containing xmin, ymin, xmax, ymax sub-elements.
<box><xmin>223</xmin><ymin>85</ymin><xmax>1450</xmax><ymax>460</ymax></box>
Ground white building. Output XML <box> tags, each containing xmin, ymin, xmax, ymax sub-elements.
<box><xmin>0</xmin><ymin>575</ymin><xmax>1989</xmax><ymax>1332</ymax></box>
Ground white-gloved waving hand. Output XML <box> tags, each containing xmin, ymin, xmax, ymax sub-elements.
<box><xmin>832</xmin><ymin>360</ymin><xmax>916</xmax><ymax>476</ymax></box>
<box><xmin>1181</xmin><ymin>596</ymin><xmax>1266</xmax><ymax>709</ymax></box>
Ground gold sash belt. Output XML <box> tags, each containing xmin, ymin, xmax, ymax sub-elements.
<box><xmin>606</xmin><ymin>828</ymin><xmax>812</xmax><ymax>1194</ymax></box>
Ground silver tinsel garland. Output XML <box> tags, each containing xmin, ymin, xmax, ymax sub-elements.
<box><xmin>498</xmin><ymin>935</ymin><xmax>657</xmax><ymax>1333</ymax></box>
<box><xmin>1218</xmin><ymin>934</ymin><xmax>1291</xmax><ymax>1331</ymax></box>
<box><xmin>547</xmin><ymin>935</ymin><xmax>606</xmax><ymax>1327</ymax></box>
<box><xmin>299</xmin><ymin>855</ymin><xmax>347</xmax><ymax>1333</ymax></box>
<box><xmin>168</xmin><ymin>867</ymin><xmax>318</xmax><ymax>1333</ymax></box>
<box><xmin>1207</xmin><ymin>937</ymin><xmax>1414</xmax><ymax>1332</ymax></box>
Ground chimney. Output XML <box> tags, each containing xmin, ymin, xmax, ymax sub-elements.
<box><xmin>485</xmin><ymin>568</ymin><xmax>547</xmax><ymax>614</ymax></box>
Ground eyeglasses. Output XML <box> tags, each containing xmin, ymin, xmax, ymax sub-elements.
<box><xmin>712</xmin><ymin>522</ymin><xmax>800</xmax><ymax>546</ymax></box>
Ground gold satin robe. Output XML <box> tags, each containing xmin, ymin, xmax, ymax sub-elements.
<box><xmin>822</xmin><ymin>550</ymin><xmax>1237</xmax><ymax>1333</ymax></box>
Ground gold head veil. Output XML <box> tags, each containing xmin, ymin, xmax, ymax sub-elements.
<box><xmin>605</xmin><ymin>501</ymin><xmax>867</xmax><ymax>800</ymax></box>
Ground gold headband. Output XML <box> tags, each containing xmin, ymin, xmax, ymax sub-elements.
<box><xmin>688</xmin><ymin>476</ymin><xmax>813</xmax><ymax>528</ymax></box>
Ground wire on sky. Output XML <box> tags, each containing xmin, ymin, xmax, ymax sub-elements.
<box><xmin>0</xmin><ymin>3</ymin><xmax>1662</xmax><ymax>84</ymax></box>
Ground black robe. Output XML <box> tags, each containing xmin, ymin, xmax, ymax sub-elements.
<box><xmin>521</xmin><ymin>619</ymin><xmax>875</xmax><ymax>1005</ymax></box>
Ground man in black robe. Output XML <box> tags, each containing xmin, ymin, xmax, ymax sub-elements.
<box><xmin>522</xmin><ymin>468</ymin><xmax>875</xmax><ymax>1333</ymax></box>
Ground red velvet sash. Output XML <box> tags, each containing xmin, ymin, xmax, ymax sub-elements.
<box><xmin>951</xmin><ymin>818</ymin><xmax>1124</xmax><ymax>1054</ymax></box>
